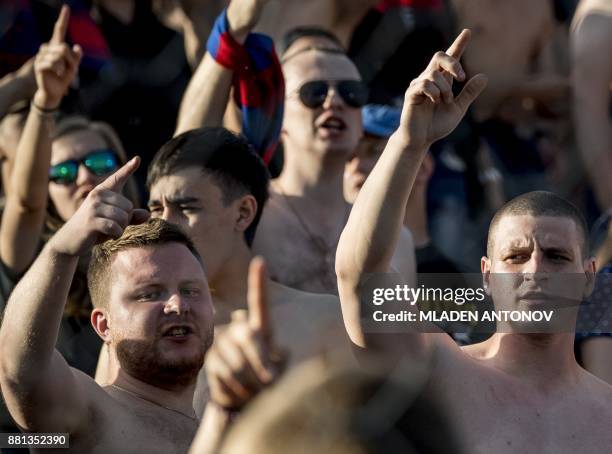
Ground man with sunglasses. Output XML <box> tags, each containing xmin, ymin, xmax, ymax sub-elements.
<box><xmin>252</xmin><ymin>29</ymin><xmax>415</xmax><ymax>294</ymax></box>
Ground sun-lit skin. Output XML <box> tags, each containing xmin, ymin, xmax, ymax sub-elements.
<box><xmin>282</xmin><ymin>45</ymin><xmax>363</xmax><ymax>159</ymax></box>
<box><xmin>95</xmin><ymin>243</ymin><xmax>214</xmax><ymax>389</ymax></box>
<box><xmin>481</xmin><ymin>215</ymin><xmax>595</xmax><ymax>331</ymax></box>
<box><xmin>343</xmin><ymin>135</ymin><xmax>387</xmax><ymax>203</ymax></box>
<box><xmin>148</xmin><ymin>167</ymin><xmax>254</xmax><ymax>286</ymax></box>
<box><xmin>48</xmin><ymin>128</ymin><xmax>111</xmax><ymax>222</ymax></box>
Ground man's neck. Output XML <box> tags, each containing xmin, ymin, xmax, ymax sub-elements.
<box><xmin>209</xmin><ymin>242</ymin><xmax>251</xmax><ymax>323</ymax></box>
<box><xmin>482</xmin><ymin>333</ymin><xmax>581</xmax><ymax>385</ymax></box>
<box><xmin>112</xmin><ymin>368</ymin><xmax>196</xmax><ymax>418</ymax></box>
<box><xmin>277</xmin><ymin>146</ymin><xmax>348</xmax><ymax>207</ymax></box>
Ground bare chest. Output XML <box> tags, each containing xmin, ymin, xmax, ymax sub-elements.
<box><xmin>453</xmin><ymin>0</ymin><xmax>546</xmax><ymax>75</ymax></box>
<box><xmin>62</xmin><ymin>405</ymin><xmax>198</xmax><ymax>454</ymax></box>
<box><xmin>444</xmin><ymin>380</ymin><xmax>612</xmax><ymax>453</ymax></box>
<box><xmin>254</xmin><ymin>201</ymin><xmax>345</xmax><ymax>294</ymax></box>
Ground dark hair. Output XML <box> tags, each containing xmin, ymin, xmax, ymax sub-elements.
<box><xmin>487</xmin><ymin>191</ymin><xmax>589</xmax><ymax>258</ymax></box>
<box><xmin>147</xmin><ymin>127</ymin><xmax>270</xmax><ymax>246</ymax></box>
<box><xmin>88</xmin><ymin>219</ymin><xmax>201</xmax><ymax>308</ymax></box>
<box><xmin>281</xmin><ymin>27</ymin><xmax>344</xmax><ymax>55</ymax></box>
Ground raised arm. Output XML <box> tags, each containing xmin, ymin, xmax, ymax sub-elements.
<box><xmin>335</xmin><ymin>30</ymin><xmax>487</xmax><ymax>348</ymax></box>
<box><xmin>0</xmin><ymin>6</ymin><xmax>82</xmax><ymax>276</ymax></box>
<box><xmin>0</xmin><ymin>59</ymin><xmax>36</xmax><ymax>121</ymax></box>
<box><xmin>0</xmin><ymin>157</ymin><xmax>148</xmax><ymax>433</ymax></box>
<box><xmin>571</xmin><ymin>12</ymin><xmax>612</xmax><ymax>211</ymax></box>
<box><xmin>175</xmin><ymin>0</ymin><xmax>269</xmax><ymax>136</ymax></box>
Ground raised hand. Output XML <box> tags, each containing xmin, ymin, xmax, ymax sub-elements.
<box><xmin>49</xmin><ymin>157</ymin><xmax>150</xmax><ymax>257</ymax></box>
<box><xmin>398</xmin><ymin>30</ymin><xmax>488</xmax><ymax>151</ymax></box>
<box><xmin>227</xmin><ymin>0</ymin><xmax>270</xmax><ymax>42</ymax></box>
<box><xmin>206</xmin><ymin>257</ymin><xmax>287</xmax><ymax>410</ymax></box>
<box><xmin>33</xmin><ymin>5</ymin><xmax>82</xmax><ymax>109</ymax></box>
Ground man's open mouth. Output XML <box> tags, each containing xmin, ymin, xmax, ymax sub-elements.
<box><xmin>318</xmin><ymin>116</ymin><xmax>347</xmax><ymax>132</ymax></box>
<box><xmin>162</xmin><ymin>325</ymin><xmax>194</xmax><ymax>337</ymax></box>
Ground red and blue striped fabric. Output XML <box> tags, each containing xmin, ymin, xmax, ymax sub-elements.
<box><xmin>207</xmin><ymin>10</ymin><xmax>284</xmax><ymax>166</ymax></box>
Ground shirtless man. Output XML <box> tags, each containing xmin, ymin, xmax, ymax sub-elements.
<box><xmin>450</xmin><ymin>0</ymin><xmax>565</xmax><ymax>123</ymax></box>
<box><xmin>146</xmin><ymin>128</ymin><xmax>343</xmax><ymax>355</ymax></box>
<box><xmin>175</xmin><ymin>0</ymin><xmax>415</xmax><ymax>293</ymax></box>
<box><xmin>336</xmin><ymin>30</ymin><xmax>612</xmax><ymax>453</ymax></box>
<box><xmin>0</xmin><ymin>158</ymin><xmax>215</xmax><ymax>453</ymax></box>
<box><xmin>252</xmin><ymin>31</ymin><xmax>415</xmax><ymax>293</ymax></box>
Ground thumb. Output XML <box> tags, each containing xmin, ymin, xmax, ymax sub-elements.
<box><xmin>455</xmin><ymin>74</ymin><xmax>488</xmax><ymax>114</ymax></box>
<box><xmin>130</xmin><ymin>209</ymin><xmax>150</xmax><ymax>225</ymax></box>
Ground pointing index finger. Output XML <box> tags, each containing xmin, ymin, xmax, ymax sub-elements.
<box><xmin>51</xmin><ymin>5</ymin><xmax>70</xmax><ymax>44</ymax></box>
<box><xmin>99</xmin><ymin>156</ymin><xmax>140</xmax><ymax>193</ymax></box>
<box><xmin>446</xmin><ymin>29</ymin><xmax>471</xmax><ymax>60</ymax></box>
<box><xmin>247</xmin><ymin>257</ymin><xmax>272</xmax><ymax>343</ymax></box>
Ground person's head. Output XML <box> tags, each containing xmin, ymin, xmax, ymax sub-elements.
<box><xmin>482</xmin><ymin>191</ymin><xmax>595</xmax><ymax>330</ymax></box>
<box><xmin>344</xmin><ymin>105</ymin><xmax>434</xmax><ymax>204</ymax></box>
<box><xmin>220</xmin><ymin>359</ymin><xmax>463</xmax><ymax>454</ymax></box>
<box><xmin>344</xmin><ymin>105</ymin><xmax>398</xmax><ymax>203</ymax></box>
<box><xmin>48</xmin><ymin>115</ymin><xmax>138</xmax><ymax>224</ymax></box>
<box><xmin>147</xmin><ymin>128</ymin><xmax>269</xmax><ymax>281</ymax></box>
<box><xmin>89</xmin><ymin>218</ymin><xmax>214</xmax><ymax>390</ymax></box>
<box><xmin>281</xmin><ymin>28</ymin><xmax>365</xmax><ymax>160</ymax></box>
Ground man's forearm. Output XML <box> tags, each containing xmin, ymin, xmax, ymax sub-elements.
<box><xmin>337</xmin><ymin>132</ymin><xmax>427</xmax><ymax>281</ymax></box>
<box><xmin>0</xmin><ymin>243</ymin><xmax>77</xmax><ymax>382</ymax></box>
<box><xmin>175</xmin><ymin>4</ymin><xmax>255</xmax><ymax>136</ymax></box>
<box><xmin>0</xmin><ymin>70</ymin><xmax>35</xmax><ymax>120</ymax></box>
<box><xmin>175</xmin><ymin>53</ymin><xmax>233</xmax><ymax>136</ymax></box>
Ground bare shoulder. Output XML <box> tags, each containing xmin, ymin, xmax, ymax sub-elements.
<box><xmin>268</xmin><ymin>281</ymin><xmax>347</xmax><ymax>363</ymax></box>
<box><xmin>268</xmin><ymin>281</ymin><xmax>341</xmax><ymax>321</ymax></box>
<box><xmin>57</xmin><ymin>368</ymin><xmax>119</xmax><ymax>447</ymax></box>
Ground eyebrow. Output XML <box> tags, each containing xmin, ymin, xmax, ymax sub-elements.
<box><xmin>147</xmin><ymin>196</ymin><xmax>200</xmax><ymax>206</ymax></box>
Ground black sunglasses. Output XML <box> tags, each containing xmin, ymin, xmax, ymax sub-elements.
<box><xmin>299</xmin><ymin>80</ymin><xmax>368</xmax><ymax>109</ymax></box>
<box><xmin>49</xmin><ymin>149</ymin><xmax>119</xmax><ymax>185</ymax></box>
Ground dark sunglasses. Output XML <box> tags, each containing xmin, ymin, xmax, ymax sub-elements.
<box><xmin>49</xmin><ymin>149</ymin><xmax>119</xmax><ymax>185</ymax></box>
<box><xmin>299</xmin><ymin>80</ymin><xmax>368</xmax><ymax>109</ymax></box>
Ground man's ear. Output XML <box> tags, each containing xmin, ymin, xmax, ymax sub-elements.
<box><xmin>481</xmin><ymin>256</ymin><xmax>492</xmax><ymax>296</ymax></box>
<box><xmin>91</xmin><ymin>308</ymin><xmax>111</xmax><ymax>343</ymax></box>
<box><xmin>583</xmin><ymin>256</ymin><xmax>597</xmax><ymax>298</ymax></box>
<box><xmin>235</xmin><ymin>195</ymin><xmax>257</xmax><ymax>234</ymax></box>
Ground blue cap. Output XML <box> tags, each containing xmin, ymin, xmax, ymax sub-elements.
<box><xmin>362</xmin><ymin>104</ymin><xmax>401</xmax><ymax>138</ymax></box>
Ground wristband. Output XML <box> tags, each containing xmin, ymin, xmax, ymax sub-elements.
<box><xmin>30</xmin><ymin>101</ymin><xmax>58</xmax><ymax>117</ymax></box>
<box><xmin>205</xmin><ymin>9</ymin><xmax>285</xmax><ymax>166</ymax></box>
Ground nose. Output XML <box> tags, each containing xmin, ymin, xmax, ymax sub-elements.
<box><xmin>163</xmin><ymin>293</ymin><xmax>190</xmax><ymax>316</ymax></box>
<box><xmin>522</xmin><ymin>251</ymin><xmax>549</xmax><ymax>282</ymax></box>
<box><xmin>322</xmin><ymin>85</ymin><xmax>343</xmax><ymax>109</ymax></box>
<box><xmin>75</xmin><ymin>163</ymin><xmax>98</xmax><ymax>186</ymax></box>
<box><xmin>161</xmin><ymin>206</ymin><xmax>182</xmax><ymax>225</ymax></box>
